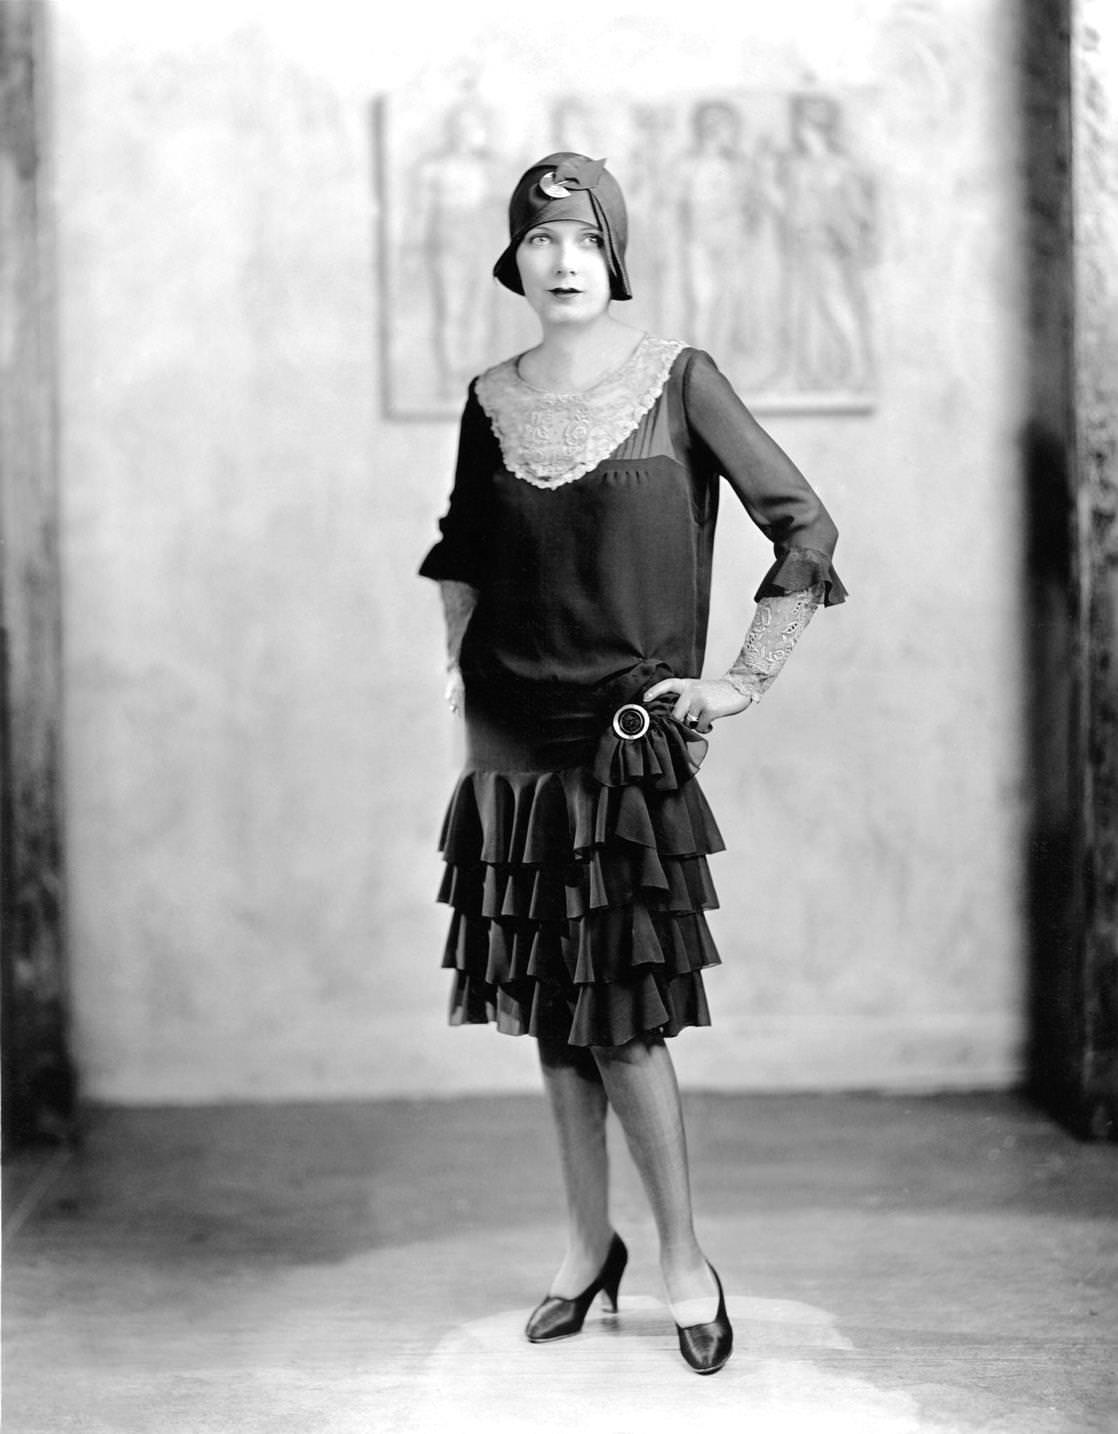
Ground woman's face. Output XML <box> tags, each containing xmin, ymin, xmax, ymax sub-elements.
<box><xmin>515</xmin><ymin>220</ymin><xmax>611</xmax><ymax>325</ymax></box>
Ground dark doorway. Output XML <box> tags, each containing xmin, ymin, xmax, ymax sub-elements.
<box><xmin>1</xmin><ymin>0</ymin><xmax>74</xmax><ymax>1149</ymax></box>
<box><xmin>1021</xmin><ymin>0</ymin><xmax>1118</xmax><ymax>1140</ymax></box>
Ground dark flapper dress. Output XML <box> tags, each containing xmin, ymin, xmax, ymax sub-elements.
<box><xmin>420</xmin><ymin>335</ymin><xmax>845</xmax><ymax>1048</ymax></box>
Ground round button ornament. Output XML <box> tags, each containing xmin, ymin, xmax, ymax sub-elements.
<box><xmin>612</xmin><ymin>704</ymin><xmax>651</xmax><ymax>741</ymax></box>
<box><xmin>538</xmin><ymin>171</ymin><xmax>572</xmax><ymax>199</ymax></box>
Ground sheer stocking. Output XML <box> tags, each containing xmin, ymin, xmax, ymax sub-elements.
<box><xmin>536</xmin><ymin>1037</ymin><xmax>614</xmax><ymax>1299</ymax></box>
<box><xmin>591</xmin><ymin>1035</ymin><xmax>719</xmax><ymax>1324</ymax></box>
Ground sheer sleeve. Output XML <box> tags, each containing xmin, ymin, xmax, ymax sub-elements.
<box><xmin>439</xmin><ymin>579</ymin><xmax>478</xmax><ymax>669</ymax></box>
<box><xmin>682</xmin><ymin>349</ymin><xmax>847</xmax><ymax>606</ymax></box>
<box><xmin>418</xmin><ymin>381</ymin><xmax>498</xmax><ymax>588</ymax></box>
<box><xmin>722</xmin><ymin>584</ymin><xmax>825</xmax><ymax>703</ymax></box>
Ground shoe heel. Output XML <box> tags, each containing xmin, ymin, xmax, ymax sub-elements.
<box><xmin>525</xmin><ymin>1233</ymin><xmax>628</xmax><ymax>1343</ymax></box>
<box><xmin>599</xmin><ymin>1236</ymin><xmax>628</xmax><ymax>1312</ymax></box>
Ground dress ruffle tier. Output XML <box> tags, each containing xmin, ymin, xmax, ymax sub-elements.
<box><xmin>437</xmin><ymin>706</ymin><xmax>726</xmax><ymax>1047</ymax></box>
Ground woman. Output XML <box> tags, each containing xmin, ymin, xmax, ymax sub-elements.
<box><xmin>419</xmin><ymin>152</ymin><xmax>845</xmax><ymax>1375</ymax></box>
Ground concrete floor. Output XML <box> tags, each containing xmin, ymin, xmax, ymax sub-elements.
<box><xmin>3</xmin><ymin>1092</ymin><xmax>1116</xmax><ymax>1434</ymax></box>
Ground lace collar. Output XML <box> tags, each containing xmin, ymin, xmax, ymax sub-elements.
<box><xmin>474</xmin><ymin>333</ymin><xmax>685</xmax><ymax>489</ymax></box>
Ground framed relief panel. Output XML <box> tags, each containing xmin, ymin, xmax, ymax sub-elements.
<box><xmin>374</xmin><ymin>86</ymin><xmax>879</xmax><ymax>419</ymax></box>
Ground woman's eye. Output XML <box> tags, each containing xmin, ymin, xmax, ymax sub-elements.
<box><xmin>527</xmin><ymin>232</ymin><xmax>550</xmax><ymax>244</ymax></box>
<box><xmin>582</xmin><ymin>233</ymin><xmax>604</xmax><ymax>246</ymax></box>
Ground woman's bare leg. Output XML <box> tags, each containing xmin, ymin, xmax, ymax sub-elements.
<box><xmin>591</xmin><ymin>1034</ymin><xmax>719</xmax><ymax>1320</ymax></box>
<box><xmin>537</xmin><ymin>1035</ymin><xmax>615</xmax><ymax>1298</ymax></box>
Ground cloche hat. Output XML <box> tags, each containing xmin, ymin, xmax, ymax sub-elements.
<box><xmin>492</xmin><ymin>152</ymin><xmax>632</xmax><ymax>301</ymax></box>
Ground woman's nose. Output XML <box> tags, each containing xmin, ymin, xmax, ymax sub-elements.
<box><xmin>554</xmin><ymin>244</ymin><xmax>578</xmax><ymax>273</ymax></box>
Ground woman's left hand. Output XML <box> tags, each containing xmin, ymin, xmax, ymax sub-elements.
<box><xmin>445</xmin><ymin>663</ymin><xmax>465</xmax><ymax>718</ymax></box>
<box><xmin>643</xmin><ymin>677</ymin><xmax>755</xmax><ymax>734</ymax></box>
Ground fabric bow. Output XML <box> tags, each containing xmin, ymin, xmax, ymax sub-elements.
<box><xmin>541</xmin><ymin>156</ymin><xmax>607</xmax><ymax>195</ymax></box>
<box><xmin>589</xmin><ymin>662</ymin><xmax>709</xmax><ymax>791</ymax></box>
<box><xmin>590</xmin><ymin>697</ymin><xmax>709</xmax><ymax>791</ymax></box>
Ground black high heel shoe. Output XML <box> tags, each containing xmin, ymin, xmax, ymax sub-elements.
<box><xmin>675</xmin><ymin>1263</ymin><xmax>733</xmax><ymax>1375</ymax></box>
<box><xmin>525</xmin><ymin>1233</ymin><xmax>628</xmax><ymax>1343</ymax></box>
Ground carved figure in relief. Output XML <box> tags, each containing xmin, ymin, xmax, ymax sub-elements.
<box><xmin>626</xmin><ymin>103</ymin><xmax>676</xmax><ymax>334</ymax></box>
<box><xmin>677</xmin><ymin>101</ymin><xmax>759</xmax><ymax>360</ymax></box>
<box><xmin>782</xmin><ymin>94</ymin><xmax>876</xmax><ymax>392</ymax></box>
<box><xmin>412</xmin><ymin>100</ymin><xmax>503</xmax><ymax>396</ymax></box>
<box><xmin>736</xmin><ymin>132</ymin><xmax>793</xmax><ymax>389</ymax></box>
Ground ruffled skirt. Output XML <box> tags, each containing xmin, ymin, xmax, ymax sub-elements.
<box><xmin>436</xmin><ymin>670</ymin><xmax>726</xmax><ymax>1048</ymax></box>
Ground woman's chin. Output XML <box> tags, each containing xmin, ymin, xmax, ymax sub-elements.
<box><xmin>534</xmin><ymin>300</ymin><xmax>610</xmax><ymax>327</ymax></box>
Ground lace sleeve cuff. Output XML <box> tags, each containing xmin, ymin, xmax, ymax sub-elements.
<box><xmin>723</xmin><ymin>584</ymin><xmax>825</xmax><ymax>701</ymax></box>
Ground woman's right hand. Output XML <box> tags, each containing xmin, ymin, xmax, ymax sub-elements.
<box><xmin>445</xmin><ymin>663</ymin><xmax>465</xmax><ymax>718</ymax></box>
<box><xmin>643</xmin><ymin>675</ymin><xmax>755</xmax><ymax>733</ymax></box>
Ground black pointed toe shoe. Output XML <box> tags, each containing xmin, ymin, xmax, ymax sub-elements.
<box><xmin>525</xmin><ymin>1233</ymin><xmax>628</xmax><ymax>1343</ymax></box>
<box><xmin>675</xmin><ymin>1264</ymin><xmax>733</xmax><ymax>1374</ymax></box>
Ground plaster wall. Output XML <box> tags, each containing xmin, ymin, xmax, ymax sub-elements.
<box><xmin>52</xmin><ymin>0</ymin><xmax>1028</xmax><ymax>1100</ymax></box>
